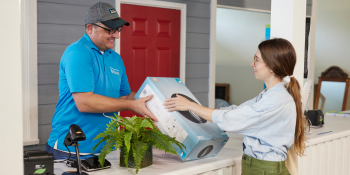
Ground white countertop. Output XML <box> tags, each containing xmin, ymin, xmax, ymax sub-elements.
<box><xmin>306</xmin><ymin>115</ymin><xmax>350</xmax><ymax>146</ymax></box>
<box><xmin>54</xmin><ymin>115</ymin><xmax>350</xmax><ymax>175</ymax></box>
<box><xmin>55</xmin><ymin>133</ymin><xmax>244</xmax><ymax>175</ymax></box>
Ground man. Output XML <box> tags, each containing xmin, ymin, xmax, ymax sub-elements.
<box><xmin>47</xmin><ymin>2</ymin><xmax>157</xmax><ymax>160</ymax></box>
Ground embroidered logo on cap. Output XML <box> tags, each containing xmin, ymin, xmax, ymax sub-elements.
<box><xmin>108</xmin><ymin>8</ymin><xmax>118</xmax><ymax>15</ymax></box>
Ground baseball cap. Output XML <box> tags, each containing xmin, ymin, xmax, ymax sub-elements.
<box><xmin>85</xmin><ymin>2</ymin><xmax>130</xmax><ymax>29</ymax></box>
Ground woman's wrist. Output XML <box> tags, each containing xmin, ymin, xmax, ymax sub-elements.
<box><xmin>188</xmin><ymin>102</ymin><xmax>199</xmax><ymax>111</ymax></box>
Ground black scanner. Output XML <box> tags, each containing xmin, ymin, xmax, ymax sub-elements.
<box><xmin>64</xmin><ymin>124</ymin><xmax>86</xmax><ymax>147</ymax></box>
<box><xmin>63</xmin><ymin>124</ymin><xmax>88</xmax><ymax>175</ymax></box>
<box><xmin>62</xmin><ymin>124</ymin><xmax>110</xmax><ymax>174</ymax></box>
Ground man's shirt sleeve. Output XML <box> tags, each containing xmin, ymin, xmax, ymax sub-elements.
<box><xmin>63</xmin><ymin>45</ymin><xmax>95</xmax><ymax>93</ymax></box>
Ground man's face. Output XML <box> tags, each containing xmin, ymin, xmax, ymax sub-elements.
<box><xmin>86</xmin><ymin>23</ymin><xmax>120</xmax><ymax>51</ymax></box>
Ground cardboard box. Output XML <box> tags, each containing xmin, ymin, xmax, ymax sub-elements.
<box><xmin>135</xmin><ymin>77</ymin><xmax>229</xmax><ymax>161</ymax></box>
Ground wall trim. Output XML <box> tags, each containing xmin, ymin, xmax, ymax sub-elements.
<box><xmin>217</xmin><ymin>4</ymin><xmax>312</xmax><ymax>18</ymax></box>
<box><xmin>217</xmin><ymin>4</ymin><xmax>271</xmax><ymax>14</ymax></box>
<box><xmin>22</xmin><ymin>0</ymin><xmax>39</xmax><ymax>146</ymax></box>
<box><xmin>209</xmin><ymin>0</ymin><xmax>217</xmax><ymax>108</ymax></box>
<box><xmin>307</xmin><ymin>0</ymin><xmax>318</xmax><ymax>110</ymax></box>
<box><xmin>115</xmin><ymin>0</ymin><xmax>187</xmax><ymax>83</ymax></box>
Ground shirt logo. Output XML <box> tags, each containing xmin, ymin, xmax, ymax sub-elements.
<box><xmin>110</xmin><ymin>67</ymin><xmax>119</xmax><ymax>75</ymax></box>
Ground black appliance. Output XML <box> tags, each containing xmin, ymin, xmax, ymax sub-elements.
<box><xmin>24</xmin><ymin>150</ymin><xmax>54</xmax><ymax>175</ymax></box>
<box><xmin>305</xmin><ymin>109</ymin><xmax>324</xmax><ymax>126</ymax></box>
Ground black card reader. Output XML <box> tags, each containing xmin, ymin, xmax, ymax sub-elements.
<box><xmin>66</xmin><ymin>156</ymin><xmax>111</xmax><ymax>172</ymax></box>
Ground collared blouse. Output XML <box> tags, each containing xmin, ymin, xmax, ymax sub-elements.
<box><xmin>212</xmin><ymin>82</ymin><xmax>296</xmax><ymax>161</ymax></box>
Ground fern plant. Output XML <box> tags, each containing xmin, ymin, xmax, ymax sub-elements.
<box><xmin>92</xmin><ymin>114</ymin><xmax>185</xmax><ymax>174</ymax></box>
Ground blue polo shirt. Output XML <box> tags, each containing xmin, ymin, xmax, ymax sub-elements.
<box><xmin>48</xmin><ymin>33</ymin><xmax>131</xmax><ymax>154</ymax></box>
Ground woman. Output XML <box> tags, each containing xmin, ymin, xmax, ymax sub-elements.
<box><xmin>164</xmin><ymin>38</ymin><xmax>307</xmax><ymax>175</ymax></box>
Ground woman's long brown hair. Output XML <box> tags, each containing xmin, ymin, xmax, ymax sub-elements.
<box><xmin>258</xmin><ymin>38</ymin><xmax>307</xmax><ymax>156</ymax></box>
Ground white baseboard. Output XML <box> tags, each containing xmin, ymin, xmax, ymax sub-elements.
<box><xmin>23</xmin><ymin>139</ymin><xmax>40</xmax><ymax>146</ymax></box>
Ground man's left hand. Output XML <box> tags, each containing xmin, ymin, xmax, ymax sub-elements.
<box><xmin>130</xmin><ymin>95</ymin><xmax>158</xmax><ymax>122</ymax></box>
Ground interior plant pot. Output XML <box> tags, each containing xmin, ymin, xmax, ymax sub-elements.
<box><xmin>119</xmin><ymin>142</ymin><xmax>153</xmax><ymax>169</ymax></box>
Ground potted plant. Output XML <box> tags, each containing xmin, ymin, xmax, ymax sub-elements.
<box><xmin>92</xmin><ymin>114</ymin><xmax>185</xmax><ymax>174</ymax></box>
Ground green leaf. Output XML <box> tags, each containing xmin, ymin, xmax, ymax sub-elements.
<box><xmin>124</xmin><ymin>131</ymin><xmax>132</xmax><ymax>153</ymax></box>
<box><xmin>113</xmin><ymin>130</ymin><xmax>125</xmax><ymax>146</ymax></box>
<box><xmin>94</xmin><ymin>130</ymin><xmax>114</xmax><ymax>141</ymax></box>
<box><xmin>117</xmin><ymin>118</ymin><xmax>138</xmax><ymax>134</ymax></box>
<box><xmin>124</xmin><ymin>146</ymin><xmax>129</xmax><ymax>169</ymax></box>
<box><xmin>164</xmin><ymin>134</ymin><xmax>186</xmax><ymax>151</ymax></box>
<box><xmin>131</xmin><ymin>115</ymin><xmax>139</xmax><ymax>123</ymax></box>
<box><xmin>98</xmin><ymin>138</ymin><xmax>115</xmax><ymax>168</ymax></box>
<box><xmin>113</xmin><ymin>113</ymin><xmax>121</xmax><ymax>120</ymax></box>
<box><xmin>138</xmin><ymin>118</ymin><xmax>154</xmax><ymax>130</ymax></box>
<box><xmin>93</xmin><ymin>112</ymin><xmax>186</xmax><ymax>174</ymax></box>
<box><xmin>125</xmin><ymin>116</ymin><xmax>139</xmax><ymax>126</ymax></box>
<box><xmin>92</xmin><ymin>135</ymin><xmax>110</xmax><ymax>154</ymax></box>
<box><xmin>133</xmin><ymin>141</ymin><xmax>149</xmax><ymax>174</ymax></box>
<box><xmin>144</xmin><ymin>131</ymin><xmax>176</xmax><ymax>154</ymax></box>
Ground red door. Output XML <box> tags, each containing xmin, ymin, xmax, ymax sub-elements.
<box><xmin>120</xmin><ymin>4</ymin><xmax>181</xmax><ymax>118</ymax></box>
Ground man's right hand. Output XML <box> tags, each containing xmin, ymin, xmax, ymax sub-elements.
<box><xmin>130</xmin><ymin>95</ymin><xmax>158</xmax><ymax>122</ymax></box>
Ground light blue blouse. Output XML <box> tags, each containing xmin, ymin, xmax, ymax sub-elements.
<box><xmin>212</xmin><ymin>82</ymin><xmax>296</xmax><ymax>161</ymax></box>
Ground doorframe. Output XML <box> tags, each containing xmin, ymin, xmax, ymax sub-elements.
<box><xmin>115</xmin><ymin>0</ymin><xmax>187</xmax><ymax>84</ymax></box>
<box><xmin>22</xmin><ymin>0</ymin><xmax>39</xmax><ymax>146</ymax></box>
<box><xmin>209</xmin><ymin>0</ymin><xmax>217</xmax><ymax>108</ymax></box>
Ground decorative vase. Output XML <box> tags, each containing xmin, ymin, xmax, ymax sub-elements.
<box><xmin>119</xmin><ymin>143</ymin><xmax>153</xmax><ymax>169</ymax></box>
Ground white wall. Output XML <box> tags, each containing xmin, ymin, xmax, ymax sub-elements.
<box><xmin>314</xmin><ymin>0</ymin><xmax>350</xmax><ymax>109</ymax></box>
<box><xmin>218</xmin><ymin>0</ymin><xmax>313</xmax><ymax>16</ymax></box>
<box><xmin>0</xmin><ymin>0</ymin><xmax>24</xmax><ymax>174</ymax></box>
<box><xmin>216</xmin><ymin>8</ymin><xmax>270</xmax><ymax>105</ymax></box>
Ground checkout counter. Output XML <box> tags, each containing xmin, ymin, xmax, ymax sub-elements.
<box><xmin>54</xmin><ymin>115</ymin><xmax>350</xmax><ymax>175</ymax></box>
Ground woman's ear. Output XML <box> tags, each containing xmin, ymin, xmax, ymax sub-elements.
<box><xmin>269</xmin><ymin>69</ymin><xmax>277</xmax><ymax>77</ymax></box>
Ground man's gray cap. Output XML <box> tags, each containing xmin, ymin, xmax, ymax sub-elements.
<box><xmin>85</xmin><ymin>2</ymin><xmax>130</xmax><ymax>29</ymax></box>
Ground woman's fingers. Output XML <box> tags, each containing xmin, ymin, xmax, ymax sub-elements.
<box><xmin>164</xmin><ymin>98</ymin><xmax>176</xmax><ymax>102</ymax></box>
<box><xmin>164</xmin><ymin>104</ymin><xmax>177</xmax><ymax>109</ymax></box>
<box><xmin>167</xmin><ymin>108</ymin><xmax>177</xmax><ymax>112</ymax></box>
<box><xmin>165</xmin><ymin>104</ymin><xmax>178</xmax><ymax>112</ymax></box>
<box><xmin>164</xmin><ymin>96</ymin><xmax>191</xmax><ymax>111</ymax></box>
<box><xmin>163</xmin><ymin>101</ymin><xmax>176</xmax><ymax>106</ymax></box>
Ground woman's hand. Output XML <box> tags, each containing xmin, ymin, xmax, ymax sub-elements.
<box><xmin>164</xmin><ymin>94</ymin><xmax>197</xmax><ymax>112</ymax></box>
<box><xmin>164</xmin><ymin>94</ymin><xmax>215</xmax><ymax>122</ymax></box>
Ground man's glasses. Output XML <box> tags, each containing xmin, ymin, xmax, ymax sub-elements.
<box><xmin>92</xmin><ymin>23</ymin><xmax>123</xmax><ymax>35</ymax></box>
